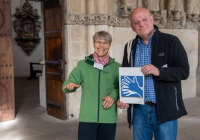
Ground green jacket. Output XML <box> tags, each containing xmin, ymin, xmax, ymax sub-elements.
<box><xmin>62</xmin><ymin>55</ymin><xmax>121</xmax><ymax>123</ymax></box>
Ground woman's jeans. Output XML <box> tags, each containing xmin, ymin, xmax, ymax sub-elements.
<box><xmin>133</xmin><ymin>104</ymin><xmax>177</xmax><ymax>140</ymax></box>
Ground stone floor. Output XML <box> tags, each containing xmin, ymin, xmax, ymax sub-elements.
<box><xmin>0</xmin><ymin>77</ymin><xmax>200</xmax><ymax>140</ymax></box>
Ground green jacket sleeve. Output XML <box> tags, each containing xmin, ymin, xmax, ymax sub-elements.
<box><xmin>107</xmin><ymin>65</ymin><xmax>120</xmax><ymax>101</ymax></box>
<box><xmin>108</xmin><ymin>79</ymin><xmax>119</xmax><ymax>101</ymax></box>
<box><xmin>62</xmin><ymin>61</ymin><xmax>83</xmax><ymax>93</ymax></box>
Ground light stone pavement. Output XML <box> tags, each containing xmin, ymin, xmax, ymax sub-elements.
<box><xmin>0</xmin><ymin>77</ymin><xmax>199</xmax><ymax>140</ymax></box>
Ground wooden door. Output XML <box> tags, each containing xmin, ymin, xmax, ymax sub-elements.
<box><xmin>44</xmin><ymin>0</ymin><xmax>66</xmax><ymax>120</ymax></box>
<box><xmin>0</xmin><ymin>0</ymin><xmax>15</xmax><ymax>121</ymax></box>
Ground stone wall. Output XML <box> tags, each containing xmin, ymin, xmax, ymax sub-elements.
<box><xmin>63</xmin><ymin>0</ymin><xmax>200</xmax><ymax>119</ymax></box>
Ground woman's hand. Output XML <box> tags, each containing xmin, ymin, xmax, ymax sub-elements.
<box><xmin>64</xmin><ymin>82</ymin><xmax>80</xmax><ymax>90</ymax></box>
<box><xmin>102</xmin><ymin>96</ymin><xmax>114</xmax><ymax>109</ymax></box>
<box><xmin>117</xmin><ymin>100</ymin><xmax>129</xmax><ymax>109</ymax></box>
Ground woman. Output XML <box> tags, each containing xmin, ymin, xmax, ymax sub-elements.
<box><xmin>62</xmin><ymin>31</ymin><xmax>121</xmax><ymax>140</ymax></box>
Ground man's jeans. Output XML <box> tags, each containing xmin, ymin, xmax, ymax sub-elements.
<box><xmin>133</xmin><ymin>104</ymin><xmax>177</xmax><ymax>140</ymax></box>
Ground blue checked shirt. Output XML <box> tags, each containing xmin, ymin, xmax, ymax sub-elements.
<box><xmin>134</xmin><ymin>36</ymin><xmax>156</xmax><ymax>103</ymax></box>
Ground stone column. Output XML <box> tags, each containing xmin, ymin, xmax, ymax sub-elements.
<box><xmin>138</xmin><ymin>0</ymin><xmax>143</xmax><ymax>7</ymax></box>
<box><xmin>160</xmin><ymin>0</ymin><xmax>165</xmax><ymax>10</ymax></box>
<box><xmin>197</xmin><ymin>29</ymin><xmax>200</xmax><ymax>97</ymax></box>
<box><xmin>63</xmin><ymin>0</ymin><xmax>87</xmax><ymax>119</ymax></box>
<box><xmin>95</xmin><ymin>0</ymin><xmax>109</xmax><ymax>32</ymax></box>
<box><xmin>108</xmin><ymin>26</ymin><xmax>114</xmax><ymax>57</ymax></box>
<box><xmin>96</xmin><ymin>0</ymin><xmax>108</xmax><ymax>14</ymax></box>
<box><xmin>87</xmin><ymin>0</ymin><xmax>95</xmax><ymax>55</ymax></box>
<box><xmin>87</xmin><ymin>0</ymin><xmax>95</xmax><ymax>14</ymax></box>
<box><xmin>95</xmin><ymin>0</ymin><xmax>113</xmax><ymax>56</ymax></box>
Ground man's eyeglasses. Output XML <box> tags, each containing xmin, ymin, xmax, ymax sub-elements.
<box><xmin>95</xmin><ymin>41</ymin><xmax>109</xmax><ymax>46</ymax></box>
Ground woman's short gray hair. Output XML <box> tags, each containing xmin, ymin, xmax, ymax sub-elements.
<box><xmin>93</xmin><ymin>31</ymin><xmax>112</xmax><ymax>44</ymax></box>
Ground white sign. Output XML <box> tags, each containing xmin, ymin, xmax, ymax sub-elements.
<box><xmin>119</xmin><ymin>67</ymin><xmax>145</xmax><ymax>104</ymax></box>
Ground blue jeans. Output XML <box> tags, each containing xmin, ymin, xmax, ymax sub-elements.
<box><xmin>133</xmin><ymin>104</ymin><xmax>177</xmax><ymax>140</ymax></box>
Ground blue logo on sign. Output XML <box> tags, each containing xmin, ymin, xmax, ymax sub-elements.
<box><xmin>121</xmin><ymin>76</ymin><xmax>143</xmax><ymax>98</ymax></box>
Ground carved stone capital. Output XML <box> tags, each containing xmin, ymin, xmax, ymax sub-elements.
<box><xmin>66</xmin><ymin>13</ymin><xmax>200</xmax><ymax>29</ymax></box>
<box><xmin>67</xmin><ymin>14</ymin><xmax>130</xmax><ymax>27</ymax></box>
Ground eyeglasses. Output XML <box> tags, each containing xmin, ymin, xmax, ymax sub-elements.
<box><xmin>95</xmin><ymin>41</ymin><xmax>109</xmax><ymax>46</ymax></box>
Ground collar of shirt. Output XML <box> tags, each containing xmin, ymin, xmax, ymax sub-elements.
<box><xmin>137</xmin><ymin>35</ymin><xmax>153</xmax><ymax>46</ymax></box>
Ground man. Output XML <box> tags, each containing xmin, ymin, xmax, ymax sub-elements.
<box><xmin>117</xmin><ymin>7</ymin><xmax>189</xmax><ymax>140</ymax></box>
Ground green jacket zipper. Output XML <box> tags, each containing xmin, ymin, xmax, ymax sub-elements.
<box><xmin>97</xmin><ymin>70</ymin><xmax>101</xmax><ymax>123</ymax></box>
